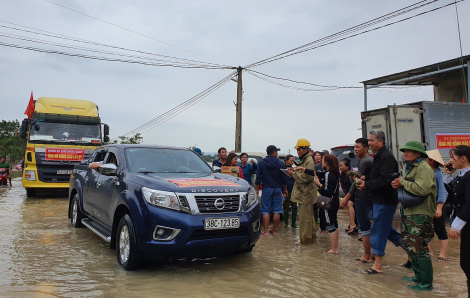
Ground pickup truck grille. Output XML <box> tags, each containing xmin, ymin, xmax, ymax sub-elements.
<box><xmin>195</xmin><ymin>195</ymin><xmax>240</xmax><ymax>214</ymax></box>
<box><xmin>188</xmin><ymin>227</ymin><xmax>248</xmax><ymax>241</ymax></box>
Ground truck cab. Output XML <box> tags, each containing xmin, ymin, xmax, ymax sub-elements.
<box><xmin>69</xmin><ymin>144</ymin><xmax>261</xmax><ymax>270</ymax></box>
<box><xmin>20</xmin><ymin>97</ymin><xmax>109</xmax><ymax>196</ymax></box>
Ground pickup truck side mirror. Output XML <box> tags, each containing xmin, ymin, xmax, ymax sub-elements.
<box><xmin>349</xmin><ymin>152</ymin><xmax>356</xmax><ymax>159</ymax></box>
<box><xmin>213</xmin><ymin>166</ymin><xmax>221</xmax><ymax>173</ymax></box>
<box><xmin>100</xmin><ymin>163</ymin><xmax>117</xmax><ymax>176</ymax></box>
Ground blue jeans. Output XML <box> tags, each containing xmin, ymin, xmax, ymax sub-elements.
<box><xmin>261</xmin><ymin>188</ymin><xmax>283</xmax><ymax>214</ymax></box>
<box><xmin>370</xmin><ymin>203</ymin><xmax>402</xmax><ymax>257</ymax></box>
<box><xmin>355</xmin><ymin>195</ymin><xmax>373</xmax><ymax>236</ymax></box>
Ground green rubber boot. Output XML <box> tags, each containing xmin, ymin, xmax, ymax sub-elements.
<box><xmin>403</xmin><ymin>255</ymin><xmax>421</xmax><ymax>283</ymax></box>
<box><xmin>284</xmin><ymin>209</ymin><xmax>290</xmax><ymax>228</ymax></box>
<box><xmin>291</xmin><ymin>208</ymin><xmax>298</xmax><ymax>228</ymax></box>
<box><xmin>314</xmin><ymin>206</ymin><xmax>320</xmax><ymax>224</ymax></box>
<box><xmin>408</xmin><ymin>256</ymin><xmax>433</xmax><ymax>291</ymax></box>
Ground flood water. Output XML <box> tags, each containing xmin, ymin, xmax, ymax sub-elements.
<box><xmin>0</xmin><ymin>177</ymin><xmax>467</xmax><ymax>297</ymax></box>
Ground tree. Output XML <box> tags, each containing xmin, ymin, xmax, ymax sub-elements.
<box><xmin>0</xmin><ymin>120</ymin><xmax>26</xmax><ymax>163</ymax></box>
<box><xmin>110</xmin><ymin>133</ymin><xmax>143</xmax><ymax>144</ymax></box>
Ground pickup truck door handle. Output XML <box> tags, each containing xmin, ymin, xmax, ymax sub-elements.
<box><xmin>96</xmin><ymin>182</ymin><xmax>101</xmax><ymax>188</ymax></box>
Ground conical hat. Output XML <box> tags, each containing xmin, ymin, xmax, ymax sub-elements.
<box><xmin>426</xmin><ymin>149</ymin><xmax>445</xmax><ymax>166</ymax></box>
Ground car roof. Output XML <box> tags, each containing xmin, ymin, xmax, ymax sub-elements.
<box><xmin>330</xmin><ymin>145</ymin><xmax>354</xmax><ymax>151</ymax></box>
<box><xmin>103</xmin><ymin>144</ymin><xmax>189</xmax><ymax>151</ymax></box>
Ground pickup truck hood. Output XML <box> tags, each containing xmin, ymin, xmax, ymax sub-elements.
<box><xmin>125</xmin><ymin>172</ymin><xmax>250</xmax><ymax>193</ymax></box>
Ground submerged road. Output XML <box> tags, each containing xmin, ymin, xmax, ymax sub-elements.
<box><xmin>0</xmin><ymin>178</ymin><xmax>467</xmax><ymax>297</ymax></box>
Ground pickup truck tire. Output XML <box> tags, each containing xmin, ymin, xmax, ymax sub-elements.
<box><xmin>71</xmin><ymin>195</ymin><xmax>84</xmax><ymax>228</ymax></box>
<box><xmin>116</xmin><ymin>214</ymin><xmax>143</xmax><ymax>271</ymax></box>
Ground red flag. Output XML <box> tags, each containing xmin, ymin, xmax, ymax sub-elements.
<box><xmin>24</xmin><ymin>91</ymin><xmax>34</xmax><ymax>119</ymax></box>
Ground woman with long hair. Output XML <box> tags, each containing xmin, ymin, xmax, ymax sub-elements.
<box><xmin>226</xmin><ymin>153</ymin><xmax>244</xmax><ymax>179</ymax></box>
<box><xmin>445</xmin><ymin>145</ymin><xmax>470</xmax><ymax>295</ymax></box>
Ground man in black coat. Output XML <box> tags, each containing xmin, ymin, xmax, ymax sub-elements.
<box><xmin>358</xmin><ymin>129</ymin><xmax>402</xmax><ymax>274</ymax></box>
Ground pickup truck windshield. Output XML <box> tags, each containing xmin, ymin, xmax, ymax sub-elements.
<box><xmin>126</xmin><ymin>148</ymin><xmax>213</xmax><ymax>174</ymax></box>
<box><xmin>29</xmin><ymin>121</ymin><xmax>101</xmax><ymax>144</ymax></box>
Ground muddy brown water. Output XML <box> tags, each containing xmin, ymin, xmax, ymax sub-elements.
<box><xmin>0</xmin><ymin>178</ymin><xmax>467</xmax><ymax>297</ymax></box>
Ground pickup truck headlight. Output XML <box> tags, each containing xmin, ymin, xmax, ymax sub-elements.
<box><xmin>246</xmin><ymin>187</ymin><xmax>257</xmax><ymax>208</ymax></box>
<box><xmin>142</xmin><ymin>187</ymin><xmax>181</xmax><ymax>211</ymax></box>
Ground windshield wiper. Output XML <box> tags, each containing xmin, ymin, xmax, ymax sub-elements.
<box><xmin>137</xmin><ymin>171</ymin><xmax>156</xmax><ymax>174</ymax></box>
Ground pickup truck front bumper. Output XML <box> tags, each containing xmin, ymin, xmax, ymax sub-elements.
<box><xmin>138</xmin><ymin>202</ymin><xmax>261</xmax><ymax>261</ymax></box>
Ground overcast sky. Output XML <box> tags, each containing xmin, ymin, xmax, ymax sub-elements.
<box><xmin>0</xmin><ymin>0</ymin><xmax>468</xmax><ymax>154</ymax></box>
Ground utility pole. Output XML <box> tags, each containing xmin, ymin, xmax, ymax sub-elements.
<box><xmin>235</xmin><ymin>66</ymin><xmax>243</xmax><ymax>152</ymax></box>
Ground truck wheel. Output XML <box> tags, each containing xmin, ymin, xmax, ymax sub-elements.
<box><xmin>26</xmin><ymin>188</ymin><xmax>36</xmax><ymax>197</ymax></box>
<box><xmin>71</xmin><ymin>195</ymin><xmax>84</xmax><ymax>228</ymax></box>
<box><xmin>116</xmin><ymin>214</ymin><xmax>143</xmax><ymax>271</ymax></box>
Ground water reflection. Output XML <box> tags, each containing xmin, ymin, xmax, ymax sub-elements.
<box><xmin>0</xmin><ymin>178</ymin><xmax>467</xmax><ymax>297</ymax></box>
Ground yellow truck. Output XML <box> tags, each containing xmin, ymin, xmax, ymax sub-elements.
<box><xmin>20</xmin><ymin>97</ymin><xmax>109</xmax><ymax>196</ymax></box>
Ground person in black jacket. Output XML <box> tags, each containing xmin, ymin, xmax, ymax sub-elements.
<box><xmin>445</xmin><ymin>145</ymin><xmax>470</xmax><ymax>295</ymax></box>
<box><xmin>358</xmin><ymin>130</ymin><xmax>402</xmax><ymax>274</ymax></box>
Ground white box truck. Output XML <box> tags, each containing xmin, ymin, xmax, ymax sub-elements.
<box><xmin>361</xmin><ymin>101</ymin><xmax>470</xmax><ymax>173</ymax></box>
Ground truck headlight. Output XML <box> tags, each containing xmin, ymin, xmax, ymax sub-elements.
<box><xmin>25</xmin><ymin>170</ymin><xmax>36</xmax><ymax>181</ymax></box>
<box><xmin>142</xmin><ymin>187</ymin><xmax>181</xmax><ymax>211</ymax></box>
<box><xmin>246</xmin><ymin>187</ymin><xmax>257</xmax><ymax>208</ymax></box>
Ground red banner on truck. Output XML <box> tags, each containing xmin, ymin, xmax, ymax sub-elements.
<box><xmin>436</xmin><ymin>134</ymin><xmax>470</xmax><ymax>149</ymax></box>
<box><xmin>45</xmin><ymin>148</ymin><xmax>85</xmax><ymax>161</ymax></box>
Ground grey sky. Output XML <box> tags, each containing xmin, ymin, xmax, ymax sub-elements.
<box><xmin>0</xmin><ymin>0</ymin><xmax>468</xmax><ymax>154</ymax></box>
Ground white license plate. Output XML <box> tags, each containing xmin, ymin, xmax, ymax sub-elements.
<box><xmin>57</xmin><ymin>170</ymin><xmax>73</xmax><ymax>175</ymax></box>
<box><xmin>204</xmin><ymin>217</ymin><xmax>240</xmax><ymax>230</ymax></box>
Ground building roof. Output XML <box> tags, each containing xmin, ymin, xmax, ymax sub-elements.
<box><xmin>362</xmin><ymin>55</ymin><xmax>470</xmax><ymax>86</ymax></box>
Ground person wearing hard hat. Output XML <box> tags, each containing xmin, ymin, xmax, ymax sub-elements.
<box><xmin>391</xmin><ymin>141</ymin><xmax>436</xmax><ymax>291</ymax></box>
<box><xmin>425</xmin><ymin>149</ymin><xmax>449</xmax><ymax>262</ymax></box>
<box><xmin>289</xmin><ymin>139</ymin><xmax>318</xmax><ymax>244</ymax></box>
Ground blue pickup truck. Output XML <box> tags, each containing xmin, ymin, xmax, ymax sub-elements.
<box><xmin>68</xmin><ymin>144</ymin><xmax>261</xmax><ymax>270</ymax></box>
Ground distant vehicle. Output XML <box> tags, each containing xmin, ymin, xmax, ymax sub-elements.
<box><xmin>69</xmin><ymin>144</ymin><xmax>261</xmax><ymax>270</ymax></box>
<box><xmin>330</xmin><ymin>145</ymin><xmax>359</xmax><ymax>170</ymax></box>
<box><xmin>20</xmin><ymin>97</ymin><xmax>110</xmax><ymax>197</ymax></box>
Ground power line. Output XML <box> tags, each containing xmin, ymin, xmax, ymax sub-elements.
<box><xmin>246</xmin><ymin>69</ymin><xmax>426</xmax><ymax>92</ymax></box>
<box><xmin>0</xmin><ymin>40</ymin><xmax>230</xmax><ymax>69</ymax></box>
<box><xmin>245</xmin><ymin>0</ymin><xmax>459</xmax><ymax>69</ymax></box>
<box><xmin>246</xmin><ymin>70</ymin><xmax>341</xmax><ymax>91</ymax></box>
<box><xmin>0</xmin><ymin>31</ymin><xmax>229</xmax><ymax>68</ymax></box>
<box><xmin>246</xmin><ymin>69</ymin><xmax>361</xmax><ymax>89</ymax></box>
<box><xmin>0</xmin><ymin>20</ymin><xmax>230</xmax><ymax>68</ymax></box>
<box><xmin>112</xmin><ymin>71</ymin><xmax>237</xmax><ymax>139</ymax></box>
<box><xmin>42</xmin><ymin>0</ymin><xmax>209</xmax><ymax>60</ymax></box>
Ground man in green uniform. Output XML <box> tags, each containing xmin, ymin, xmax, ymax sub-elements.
<box><xmin>290</xmin><ymin>139</ymin><xmax>318</xmax><ymax>244</ymax></box>
<box><xmin>0</xmin><ymin>156</ymin><xmax>12</xmax><ymax>186</ymax></box>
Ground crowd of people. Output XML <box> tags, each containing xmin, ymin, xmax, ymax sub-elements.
<box><xmin>208</xmin><ymin>129</ymin><xmax>470</xmax><ymax>294</ymax></box>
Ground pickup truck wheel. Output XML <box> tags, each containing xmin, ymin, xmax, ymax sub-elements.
<box><xmin>71</xmin><ymin>195</ymin><xmax>84</xmax><ymax>228</ymax></box>
<box><xmin>236</xmin><ymin>245</ymin><xmax>254</xmax><ymax>253</ymax></box>
<box><xmin>116</xmin><ymin>214</ymin><xmax>143</xmax><ymax>271</ymax></box>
